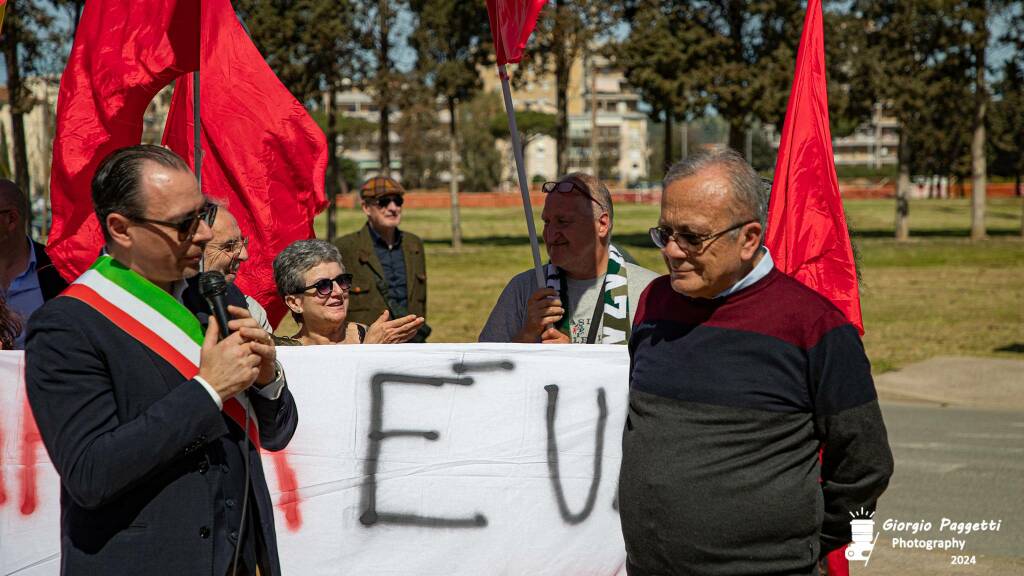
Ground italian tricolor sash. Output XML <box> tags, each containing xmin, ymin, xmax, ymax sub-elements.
<box><xmin>62</xmin><ymin>255</ymin><xmax>259</xmax><ymax>446</ymax></box>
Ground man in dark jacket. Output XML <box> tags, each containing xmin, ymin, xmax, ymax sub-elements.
<box><xmin>25</xmin><ymin>145</ymin><xmax>297</xmax><ymax>576</ymax></box>
<box><xmin>0</xmin><ymin>179</ymin><xmax>68</xmax><ymax>347</ymax></box>
<box><xmin>334</xmin><ymin>176</ymin><xmax>430</xmax><ymax>341</ymax></box>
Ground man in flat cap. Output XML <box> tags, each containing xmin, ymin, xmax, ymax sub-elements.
<box><xmin>334</xmin><ymin>176</ymin><xmax>430</xmax><ymax>341</ymax></box>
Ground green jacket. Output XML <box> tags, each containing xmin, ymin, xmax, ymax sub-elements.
<box><xmin>334</xmin><ymin>223</ymin><xmax>429</xmax><ymax>339</ymax></box>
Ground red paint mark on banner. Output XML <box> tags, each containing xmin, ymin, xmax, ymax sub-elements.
<box><xmin>19</xmin><ymin>399</ymin><xmax>41</xmax><ymax>516</ymax></box>
<box><xmin>271</xmin><ymin>450</ymin><xmax>302</xmax><ymax>531</ymax></box>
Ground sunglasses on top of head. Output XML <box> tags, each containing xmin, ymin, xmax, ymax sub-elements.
<box><xmin>542</xmin><ymin>180</ymin><xmax>603</xmax><ymax>208</ymax></box>
<box><xmin>373</xmin><ymin>195</ymin><xmax>403</xmax><ymax>209</ymax></box>
<box><xmin>295</xmin><ymin>273</ymin><xmax>353</xmax><ymax>297</ymax></box>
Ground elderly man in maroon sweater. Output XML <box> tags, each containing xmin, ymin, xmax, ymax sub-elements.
<box><xmin>619</xmin><ymin>148</ymin><xmax>893</xmax><ymax>576</ymax></box>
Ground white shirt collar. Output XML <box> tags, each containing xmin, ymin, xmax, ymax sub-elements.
<box><xmin>714</xmin><ymin>247</ymin><xmax>775</xmax><ymax>299</ymax></box>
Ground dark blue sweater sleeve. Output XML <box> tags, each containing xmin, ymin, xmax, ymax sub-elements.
<box><xmin>810</xmin><ymin>322</ymin><xmax>895</xmax><ymax>554</ymax></box>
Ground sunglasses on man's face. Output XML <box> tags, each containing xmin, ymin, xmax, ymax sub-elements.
<box><xmin>131</xmin><ymin>202</ymin><xmax>216</xmax><ymax>241</ymax></box>
<box><xmin>296</xmin><ymin>273</ymin><xmax>353</xmax><ymax>297</ymax></box>
<box><xmin>373</xmin><ymin>195</ymin><xmax>403</xmax><ymax>209</ymax></box>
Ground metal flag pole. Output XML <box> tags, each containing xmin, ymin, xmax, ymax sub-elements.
<box><xmin>193</xmin><ymin>69</ymin><xmax>202</xmax><ymax>190</ymax></box>
<box><xmin>498</xmin><ymin>63</ymin><xmax>545</xmax><ymax>289</ymax></box>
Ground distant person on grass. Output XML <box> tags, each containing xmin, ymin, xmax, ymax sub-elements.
<box><xmin>273</xmin><ymin>239</ymin><xmax>423</xmax><ymax>346</ymax></box>
<box><xmin>479</xmin><ymin>173</ymin><xmax>658</xmax><ymax>344</ymax></box>
<box><xmin>334</xmin><ymin>176</ymin><xmax>430</xmax><ymax>342</ymax></box>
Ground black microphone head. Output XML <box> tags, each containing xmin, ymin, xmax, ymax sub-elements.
<box><xmin>198</xmin><ymin>270</ymin><xmax>228</xmax><ymax>299</ymax></box>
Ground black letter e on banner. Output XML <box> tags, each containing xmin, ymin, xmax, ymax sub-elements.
<box><xmin>359</xmin><ymin>373</ymin><xmax>487</xmax><ymax>528</ymax></box>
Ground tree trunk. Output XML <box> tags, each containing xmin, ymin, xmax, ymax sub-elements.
<box><xmin>895</xmin><ymin>130</ymin><xmax>910</xmax><ymax>241</ymax></box>
<box><xmin>448</xmin><ymin>99</ymin><xmax>462</xmax><ymax>250</ymax></box>
<box><xmin>3</xmin><ymin>1</ymin><xmax>31</xmax><ymax>193</ymax></box>
<box><xmin>681</xmin><ymin>121</ymin><xmax>688</xmax><ymax>160</ymax></box>
<box><xmin>1017</xmin><ymin>169</ymin><xmax>1023</xmax><ymax>237</ymax></box>
<box><xmin>728</xmin><ymin>119</ymin><xmax>744</xmax><ymax>152</ymax></box>
<box><xmin>589</xmin><ymin>49</ymin><xmax>599</xmax><ymax>178</ymax></box>
<box><xmin>325</xmin><ymin>91</ymin><xmax>339</xmax><ymax>242</ymax></box>
<box><xmin>662</xmin><ymin>111</ymin><xmax>673</xmax><ymax>175</ymax></box>
<box><xmin>970</xmin><ymin>35</ymin><xmax>987</xmax><ymax>241</ymax></box>
<box><xmin>377</xmin><ymin>0</ymin><xmax>391</xmax><ymax>177</ymax></box>
<box><xmin>553</xmin><ymin>0</ymin><xmax>569</xmax><ymax>175</ymax></box>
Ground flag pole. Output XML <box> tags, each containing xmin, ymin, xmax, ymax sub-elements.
<box><xmin>499</xmin><ymin>64</ymin><xmax>545</xmax><ymax>288</ymax></box>
<box><xmin>193</xmin><ymin>70</ymin><xmax>201</xmax><ymax>190</ymax></box>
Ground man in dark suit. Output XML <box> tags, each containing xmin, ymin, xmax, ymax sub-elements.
<box><xmin>335</xmin><ymin>176</ymin><xmax>430</xmax><ymax>341</ymax></box>
<box><xmin>0</xmin><ymin>179</ymin><xmax>68</xmax><ymax>347</ymax></box>
<box><xmin>25</xmin><ymin>145</ymin><xmax>297</xmax><ymax>575</ymax></box>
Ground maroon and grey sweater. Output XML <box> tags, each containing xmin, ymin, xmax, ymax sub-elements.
<box><xmin>620</xmin><ymin>269</ymin><xmax>894</xmax><ymax>576</ymax></box>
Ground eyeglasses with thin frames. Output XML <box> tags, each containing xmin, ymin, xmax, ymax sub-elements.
<box><xmin>209</xmin><ymin>236</ymin><xmax>249</xmax><ymax>256</ymax></box>
<box><xmin>649</xmin><ymin>220</ymin><xmax>757</xmax><ymax>254</ymax></box>
<box><xmin>294</xmin><ymin>273</ymin><xmax>353</xmax><ymax>297</ymax></box>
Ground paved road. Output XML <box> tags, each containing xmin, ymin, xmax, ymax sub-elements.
<box><xmin>852</xmin><ymin>402</ymin><xmax>1024</xmax><ymax>575</ymax></box>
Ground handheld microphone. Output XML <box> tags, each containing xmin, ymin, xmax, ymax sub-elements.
<box><xmin>198</xmin><ymin>271</ymin><xmax>232</xmax><ymax>339</ymax></box>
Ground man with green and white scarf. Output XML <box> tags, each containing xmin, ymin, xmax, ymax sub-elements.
<box><xmin>479</xmin><ymin>173</ymin><xmax>659</xmax><ymax>344</ymax></box>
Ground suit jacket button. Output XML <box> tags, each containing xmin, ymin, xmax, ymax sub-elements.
<box><xmin>199</xmin><ymin>526</ymin><xmax>211</xmax><ymax>539</ymax></box>
<box><xmin>229</xmin><ymin>530</ymin><xmax>239</xmax><ymax>542</ymax></box>
<box><xmin>198</xmin><ymin>460</ymin><xmax>209</xmax><ymax>474</ymax></box>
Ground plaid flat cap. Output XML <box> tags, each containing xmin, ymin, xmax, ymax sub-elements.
<box><xmin>359</xmin><ymin>176</ymin><xmax>406</xmax><ymax>199</ymax></box>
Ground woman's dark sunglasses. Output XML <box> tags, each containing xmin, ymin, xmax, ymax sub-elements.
<box><xmin>374</xmin><ymin>195</ymin><xmax>404</xmax><ymax>208</ymax></box>
<box><xmin>131</xmin><ymin>202</ymin><xmax>216</xmax><ymax>241</ymax></box>
<box><xmin>296</xmin><ymin>273</ymin><xmax>353</xmax><ymax>297</ymax></box>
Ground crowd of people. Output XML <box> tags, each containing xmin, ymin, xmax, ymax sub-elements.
<box><xmin>2</xmin><ymin>143</ymin><xmax>893</xmax><ymax>576</ymax></box>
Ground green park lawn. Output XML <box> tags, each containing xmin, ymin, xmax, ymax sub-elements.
<box><xmin>298</xmin><ymin>197</ymin><xmax>1023</xmax><ymax>374</ymax></box>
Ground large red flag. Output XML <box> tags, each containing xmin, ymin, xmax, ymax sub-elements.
<box><xmin>766</xmin><ymin>0</ymin><xmax>863</xmax><ymax>335</ymax></box>
<box><xmin>770</xmin><ymin>3</ymin><xmax>858</xmax><ymax>575</ymax></box>
<box><xmin>47</xmin><ymin>0</ymin><xmax>201</xmax><ymax>280</ymax></box>
<box><xmin>486</xmin><ymin>0</ymin><xmax>548</xmax><ymax>65</ymax></box>
<box><xmin>162</xmin><ymin>0</ymin><xmax>328</xmax><ymax>326</ymax></box>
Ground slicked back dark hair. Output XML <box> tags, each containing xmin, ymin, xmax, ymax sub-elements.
<box><xmin>91</xmin><ymin>145</ymin><xmax>191</xmax><ymax>241</ymax></box>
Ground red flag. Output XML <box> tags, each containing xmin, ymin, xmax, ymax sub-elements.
<box><xmin>47</xmin><ymin>0</ymin><xmax>201</xmax><ymax>280</ymax></box>
<box><xmin>766</xmin><ymin>0</ymin><xmax>863</xmax><ymax>335</ymax></box>
<box><xmin>486</xmin><ymin>0</ymin><xmax>547</xmax><ymax>65</ymax></box>
<box><xmin>162</xmin><ymin>0</ymin><xmax>327</xmax><ymax>326</ymax></box>
<box><xmin>773</xmin><ymin>2</ymin><xmax>855</xmax><ymax>570</ymax></box>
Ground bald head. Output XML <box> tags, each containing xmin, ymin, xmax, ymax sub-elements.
<box><xmin>204</xmin><ymin>206</ymin><xmax>248</xmax><ymax>283</ymax></box>
<box><xmin>212</xmin><ymin>207</ymin><xmax>239</xmax><ymax>239</ymax></box>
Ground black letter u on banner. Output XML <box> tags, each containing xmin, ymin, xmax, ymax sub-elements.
<box><xmin>544</xmin><ymin>384</ymin><xmax>608</xmax><ymax>525</ymax></box>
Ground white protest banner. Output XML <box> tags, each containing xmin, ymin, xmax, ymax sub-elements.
<box><xmin>1</xmin><ymin>344</ymin><xmax>629</xmax><ymax>575</ymax></box>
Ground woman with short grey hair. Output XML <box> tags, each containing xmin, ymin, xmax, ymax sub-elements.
<box><xmin>272</xmin><ymin>239</ymin><xmax>424</xmax><ymax>345</ymax></box>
